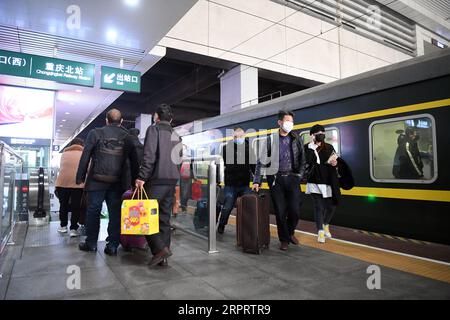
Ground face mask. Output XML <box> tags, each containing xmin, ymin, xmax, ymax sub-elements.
<box><xmin>315</xmin><ymin>133</ymin><xmax>326</xmax><ymax>143</ymax></box>
<box><xmin>281</xmin><ymin>121</ymin><xmax>294</xmax><ymax>133</ymax></box>
<box><xmin>235</xmin><ymin>138</ymin><xmax>245</xmax><ymax>145</ymax></box>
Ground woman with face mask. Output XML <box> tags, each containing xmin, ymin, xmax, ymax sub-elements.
<box><xmin>304</xmin><ymin>124</ymin><xmax>339</xmax><ymax>244</ymax></box>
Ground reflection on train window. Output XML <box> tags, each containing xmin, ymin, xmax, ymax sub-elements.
<box><xmin>299</xmin><ymin>128</ymin><xmax>340</xmax><ymax>154</ymax></box>
<box><xmin>193</xmin><ymin>146</ymin><xmax>210</xmax><ymax>179</ymax></box>
<box><xmin>370</xmin><ymin>115</ymin><xmax>436</xmax><ymax>183</ymax></box>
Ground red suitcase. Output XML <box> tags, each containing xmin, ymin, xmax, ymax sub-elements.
<box><xmin>120</xmin><ymin>189</ymin><xmax>149</xmax><ymax>252</ymax></box>
<box><xmin>236</xmin><ymin>192</ymin><xmax>270</xmax><ymax>254</ymax></box>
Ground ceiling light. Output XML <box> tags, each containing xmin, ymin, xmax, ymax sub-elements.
<box><xmin>59</xmin><ymin>125</ymin><xmax>64</xmax><ymax>127</ymax></box>
<box><xmin>75</xmin><ymin>89</ymin><xmax>82</xmax><ymax>93</ymax></box>
<box><xmin>70</xmin><ymin>102</ymin><xmax>75</xmax><ymax>106</ymax></box>
<box><xmin>65</xmin><ymin>112</ymin><xmax>70</xmax><ymax>115</ymax></box>
<box><xmin>106</xmin><ymin>29</ymin><xmax>118</xmax><ymax>43</ymax></box>
<box><xmin>124</xmin><ymin>0</ymin><xmax>140</xmax><ymax>7</ymax></box>
<box><xmin>62</xmin><ymin>119</ymin><xmax>66</xmax><ymax>122</ymax></box>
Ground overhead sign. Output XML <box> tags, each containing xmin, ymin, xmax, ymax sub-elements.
<box><xmin>101</xmin><ymin>66</ymin><xmax>141</xmax><ymax>93</ymax></box>
<box><xmin>0</xmin><ymin>49</ymin><xmax>95</xmax><ymax>87</ymax></box>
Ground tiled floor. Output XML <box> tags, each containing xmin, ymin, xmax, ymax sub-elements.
<box><xmin>1</xmin><ymin>221</ymin><xmax>450</xmax><ymax>300</ymax></box>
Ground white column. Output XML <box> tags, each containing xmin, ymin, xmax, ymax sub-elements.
<box><xmin>220</xmin><ymin>65</ymin><xmax>258</xmax><ymax>115</ymax></box>
<box><xmin>135</xmin><ymin>114</ymin><xmax>153</xmax><ymax>142</ymax></box>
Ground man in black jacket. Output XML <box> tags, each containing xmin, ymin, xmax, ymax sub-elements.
<box><xmin>135</xmin><ymin>104</ymin><xmax>181</xmax><ymax>267</ymax></box>
<box><xmin>252</xmin><ymin>110</ymin><xmax>306</xmax><ymax>251</ymax></box>
<box><xmin>218</xmin><ymin>127</ymin><xmax>255</xmax><ymax>234</ymax></box>
<box><xmin>76</xmin><ymin>109</ymin><xmax>138</xmax><ymax>255</ymax></box>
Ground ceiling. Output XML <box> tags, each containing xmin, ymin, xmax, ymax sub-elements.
<box><xmin>0</xmin><ymin>0</ymin><xmax>199</xmax><ymax>147</ymax></box>
<box><xmin>75</xmin><ymin>48</ymin><xmax>317</xmax><ymax>140</ymax></box>
<box><xmin>376</xmin><ymin>0</ymin><xmax>450</xmax><ymax>40</ymax></box>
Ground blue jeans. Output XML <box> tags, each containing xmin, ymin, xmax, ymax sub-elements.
<box><xmin>219</xmin><ymin>185</ymin><xmax>252</xmax><ymax>227</ymax></box>
<box><xmin>85</xmin><ymin>189</ymin><xmax>122</xmax><ymax>249</ymax></box>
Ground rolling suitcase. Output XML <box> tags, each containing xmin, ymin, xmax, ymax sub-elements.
<box><xmin>119</xmin><ymin>189</ymin><xmax>149</xmax><ymax>251</ymax></box>
<box><xmin>236</xmin><ymin>192</ymin><xmax>270</xmax><ymax>254</ymax></box>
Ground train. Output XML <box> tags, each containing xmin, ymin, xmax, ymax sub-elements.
<box><xmin>176</xmin><ymin>49</ymin><xmax>450</xmax><ymax>245</ymax></box>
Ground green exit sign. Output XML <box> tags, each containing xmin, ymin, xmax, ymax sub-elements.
<box><xmin>0</xmin><ymin>49</ymin><xmax>95</xmax><ymax>87</ymax></box>
<box><xmin>101</xmin><ymin>66</ymin><xmax>141</xmax><ymax>93</ymax></box>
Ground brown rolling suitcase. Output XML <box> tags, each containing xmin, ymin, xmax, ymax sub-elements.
<box><xmin>236</xmin><ymin>192</ymin><xmax>270</xmax><ymax>254</ymax></box>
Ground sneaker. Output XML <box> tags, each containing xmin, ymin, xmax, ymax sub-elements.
<box><xmin>57</xmin><ymin>226</ymin><xmax>68</xmax><ymax>234</ymax></box>
<box><xmin>324</xmin><ymin>225</ymin><xmax>332</xmax><ymax>239</ymax></box>
<box><xmin>318</xmin><ymin>230</ymin><xmax>326</xmax><ymax>244</ymax></box>
<box><xmin>69</xmin><ymin>229</ymin><xmax>80</xmax><ymax>237</ymax></box>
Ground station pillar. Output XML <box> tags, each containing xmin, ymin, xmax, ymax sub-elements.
<box><xmin>135</xmin><ymin>114</ymin><xmax>153</xmax><ymax>142</ymax></box>
<box><xmin>220</xmin><ymin>65</ymin><xmax>258</xmax><ymax>115</ymax></box>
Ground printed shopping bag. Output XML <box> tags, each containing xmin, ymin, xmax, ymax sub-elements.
<box><xmin>121</xmin><ymin>188</ymin><xmax>159</xmax><ymax>236</ymax></box>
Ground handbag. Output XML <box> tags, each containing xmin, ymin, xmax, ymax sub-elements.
<box><xmin>121</xmin><ymin>187</ymin><xmax>159</xmax><ymax>236</ymax></box>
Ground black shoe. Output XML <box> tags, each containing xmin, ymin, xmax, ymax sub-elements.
<box><xmin>104</xmin><ymin>245</ymin><xmax>118</xmax><ymax>256</ymax></box>
<box><xmin>79</xmin><ymin>242</ymin><xmax>97</xmax><ymax>252</ymax></box>
<box><xmin>149</xmin><ymin>247</ymin><xmax>172</xmax><ymax>267</ymax></box>
<box><xmin>217</xmin><ymin>225</ymin><xmax>225</xmax><ymax>234</ymax></box>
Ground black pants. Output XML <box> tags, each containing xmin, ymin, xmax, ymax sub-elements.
<box><xmin>145</xmin><ymin>184</ymin><xmax>176</xmax><ymax>255</ymax></box>
<box><xmin>269</xmin><ymin>175</ymin><xmax>302</xmax><ymax>243</ymax></box>
<box><xmin>310</xmin><ymin>193</ymin><xmax>336</xmax><ymax>231</ymax></box>
<box><xmin>56</xmin><ymin>187</ymin><xmax>83</xmax><ymax>230</ymax></box>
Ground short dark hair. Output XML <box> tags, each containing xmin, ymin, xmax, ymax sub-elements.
<box><xmin>405</xmin><ymin>127</ymin><xmax>415</xmax><ymax>136</ymax></box>
<box><xmin>310</xmin><ymin>124</ymin><xmax>325</xmax><ymax>135</ymax></box>
<box><xmin>129</xmin><ymin>128</ymin><xmax>140</xmax><ymax>137</ymax></box>
<box><xmin>278</xmin><ymin>110</ymin><xmax>294</xmax><ymax>121</ymax></box>
<box><xmin>155</xmin><ymin>104</ymin><xmax>173</xmax><ymax>122</ymax></box>
<box><xmin>106</xmin><ymin>108</ymin><xmax>122</xmax><ymax>124</ymax></box>
<box><xmin>70</xmin><ymin>138</ymin><xmax>84</xmax><ymax>146</ymax></box>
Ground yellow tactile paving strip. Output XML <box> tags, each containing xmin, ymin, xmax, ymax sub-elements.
<box><xmin>227</xmin><ymin>216</ymin><xmax>450</xmax><ymax>284</ymax></box>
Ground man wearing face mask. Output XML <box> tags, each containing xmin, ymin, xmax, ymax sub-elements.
<box><xmin>253</xmin><ymin>110</ymin><xmax>306</xmax><ymax>251</ymax></box>
<box><xmin>218</xmin><ymin>127</ymin><xmax>255</xmax><ymax>234</ymax></box>
<box><xmin>135</xmin><ymin>104</ymin><xmax>182</xmax><ymax>267</ymax></box>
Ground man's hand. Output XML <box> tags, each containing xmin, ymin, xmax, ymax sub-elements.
<box><xmin>252</xmin><ymin>183</ymin><xmax>260</xmax><ymax>192</ymax></box>
<box><xmin>135</xmin><ymin>179</ymin><xmax>145</xmax><ymax>189</ymax></box>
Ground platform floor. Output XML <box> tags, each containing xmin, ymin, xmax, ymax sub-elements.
<box><xmin>1</xmin><ymin>221</ymin><xmax>450</xmax><ymax>300</ymax></box>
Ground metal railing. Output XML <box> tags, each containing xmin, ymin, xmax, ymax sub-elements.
<box><xmin>231</xmin><ymin>91</ymin><xmax>282</xmax><ymax>110</ymax></box>
<box><xmin>173</xmin><ymin>155</ymin><xmax>224</xmax><ymax>254</ymax></box>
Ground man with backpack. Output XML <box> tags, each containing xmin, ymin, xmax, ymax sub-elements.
<box><xmin>76</xmin><ymin>109</ymin><xmax>138</xmax><ymax>255</ymax></box>
<box><xmin>135</xmin><ymin>104</ymin><xmax>181</xmax><ymax>267</ymax></box>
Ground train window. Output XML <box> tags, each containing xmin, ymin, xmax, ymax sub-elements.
<box><xmin>369</xmin><ymin>114</ymin><xmax>437</xmax><ymax>184</ymax></box>
<box><xmin>299</xmin><ymin>127</ymin><xmax>340</xmax><ymax>154</ymax></box>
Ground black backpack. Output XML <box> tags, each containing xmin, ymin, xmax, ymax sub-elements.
<box><xmin>92</xmin><ymin>128</ymin><xmax>128</xmax><ymax>183</ymax></box>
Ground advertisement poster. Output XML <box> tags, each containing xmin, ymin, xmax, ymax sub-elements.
<box><xmin>0</xmin><ymin>85</ymin><xmax>54</xmax><ymax>139</ymax></box>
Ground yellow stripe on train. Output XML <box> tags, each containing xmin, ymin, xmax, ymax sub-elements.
<box><xmin>249</xmin><ymin>183</ymin><xmax>450</xmax><ymax>203</ymax></box>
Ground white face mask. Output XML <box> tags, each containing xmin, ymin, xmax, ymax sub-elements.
<box><xmin>281</xmin><ymin>121</ymin><xmax>294</xmax><ymax>133</ymax></box>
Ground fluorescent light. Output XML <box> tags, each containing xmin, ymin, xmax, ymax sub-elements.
<box><xmin>62</xmin><ymin>119</ymin><xmax>66</xmax><ymax>122</ymax></box>
<box><xmin>75</xmin><ymin>89</ymin><xmax>82</xmax><ymax>93</ymax></box>
<box><xmin>65</xmin><ymin>112</ymin><xmax>70</xmax><ymax>115</ymax></box>
<box><xmin>70</xmin><ymin>102</ymin><xmax>75</xmax><ymax>106</ymax></box>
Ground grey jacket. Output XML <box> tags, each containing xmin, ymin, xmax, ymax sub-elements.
<box><xmin>137</xmin><ymin>121</ymin><xmax>181</xmax><ymax>185</ymax></box>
